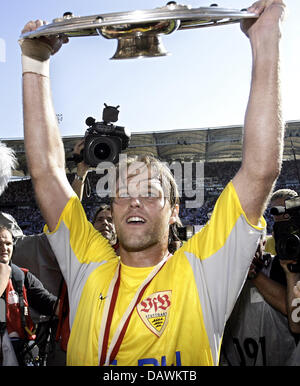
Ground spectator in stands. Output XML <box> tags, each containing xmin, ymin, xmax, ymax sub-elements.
<box><xmin>2</xmin><ymin>157</ymin><xmax>297</xmax><ymax>234</ymax></box>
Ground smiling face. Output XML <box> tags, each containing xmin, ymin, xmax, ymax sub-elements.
<box><xmin>0</xmin><ymin>228</ymin><xmax>13</xmax><ymax>264</ymax></box>
<box><xmin>93</xmin><ymin>208</ymin><xmax>117</xmax><ymax>245</ymax></box>
<box><xmin>112</xmin><ymin>163</ymin><xmax>178</xmax><ymax>254</ymax></box>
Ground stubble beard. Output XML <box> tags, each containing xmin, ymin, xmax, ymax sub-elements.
<box><xmin>118</xmin><ymin>231</ymin><xmax>157</xmax><ymax>252</ymax></box>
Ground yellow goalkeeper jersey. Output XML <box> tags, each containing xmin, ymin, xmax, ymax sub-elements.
<box><xmin>45</xmin><ymin>181</ymin><xmax>265</xmax><ymax>366</ymax></box>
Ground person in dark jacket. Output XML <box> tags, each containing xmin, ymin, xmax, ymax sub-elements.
<box><xmin>0</xmin><ymin>225</ymin><xmax>57</xmax><ymax>366</ymax></box>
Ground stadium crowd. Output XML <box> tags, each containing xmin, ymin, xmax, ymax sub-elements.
<box><xmin>1</xmin><ymin>159</ymin><xmax>299</xmax><ymax>234</ymax></box>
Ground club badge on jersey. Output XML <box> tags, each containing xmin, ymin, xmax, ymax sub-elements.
<box><xmin>137</xmin><ymin>291</ymin><xmax>172</xmax><ymax>337</ymax></box>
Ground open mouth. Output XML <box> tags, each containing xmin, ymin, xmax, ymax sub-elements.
<box><xmin>126</xmin><ymin>216</ymin><xmax>146</xmax><ymax>225</ymax></box>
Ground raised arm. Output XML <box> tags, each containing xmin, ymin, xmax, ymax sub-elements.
<box><xmin>70</xmin><ymin>139</ymin><xmax>89</xmax><ymax>201</ymax></box>
<box><xmin>232</xmin><ymin>0</ymin><xmax>286</xmax><ymax>225</ymax></box>
<box><xmin>20</xmin><ymin>21</ymin><xmax>74</xmax><ymax>231</ymax></box>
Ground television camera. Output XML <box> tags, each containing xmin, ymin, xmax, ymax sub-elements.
<box><xmin>72</xmin><ymin>104</ymin><xmax>130</xmax><ymax>167</ymax></box>
<box><xmin>271</xmin><ymin>196</ymin><xmax>300</xmax><ymax>272</ymax></box>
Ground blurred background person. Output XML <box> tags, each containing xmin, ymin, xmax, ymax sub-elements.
<box><xmin>220</xmin><ymin>230</ymin><xmax>297</xmax><ymax>366</ymax></box>
<box><xmin>0</xmin><ymin>225</ymin><xmax>58</xmax><ymax>366</ymax></box>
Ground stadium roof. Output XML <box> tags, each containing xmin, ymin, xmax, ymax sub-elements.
<box><xmin>3</xmin><ymin>120</ymin><xmax>300</xmax><ymax>177</ymax></box>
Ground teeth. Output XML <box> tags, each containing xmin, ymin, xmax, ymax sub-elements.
<box><xmin>127</xmin><ymin>217</ymin><xmax>145</xmax><ymax>223</ymax></box>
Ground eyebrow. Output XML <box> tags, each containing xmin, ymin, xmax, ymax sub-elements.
<box><xmin>117</xmin><ymin>178</ymin><xmax>162</xmax><ymax>189</ymax></box>
<box><xmin>0</xmin><ymin>239</ymin><xmax>12</xmax><ymax>244</ymax></box>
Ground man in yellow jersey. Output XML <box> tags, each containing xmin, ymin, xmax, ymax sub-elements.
<box><xmin>20</xmin><ymin>0</ymin><xmax>285</xmax><ymax>365</ymax></box>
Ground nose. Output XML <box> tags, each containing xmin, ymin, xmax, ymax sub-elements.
<box><xmin>129</xmin><ymin>196</ymin><xmax>142</xmax><ymax>208</ymax></box>
<box><xmin>0</xmin><ymin>243</ymin><xmax>7</xmax><ymax>253</ymax></box>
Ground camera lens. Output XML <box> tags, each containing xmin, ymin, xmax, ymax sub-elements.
<box><xmin>285</xmin><ymin>234</ymin><xmax>300</xmax><ymax>259</ymax></box>
<box><xmin>94</xmin><ymin>142</ymin><xmax>111</xmax><ymax>160</ymax></box>
<box><xmin>84</xmin><ymin>135</ymin><xmax>123</xmax><ymax>166</ymax></box>
<box><xmin>277</xmin><ymin>234</ymin><xmax>300</xmax><ymax>260</ymax></box>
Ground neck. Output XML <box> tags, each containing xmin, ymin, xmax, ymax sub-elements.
<box><xmin>119</xmin><ymin>243</ymin><xmax>169</xmax><ymax>267</ymax></box>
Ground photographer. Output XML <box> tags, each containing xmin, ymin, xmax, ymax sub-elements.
<box><xmin>267</xmin><ymin>189</ymin><xmax>300</xmax><ymax>366</ymax></box>
<box><xmin>220</xmin><ymin>230</ymin><xmax>296</xmax><ymax>366</ymax></box>
<box><xmin>220</xmin><ymin>189</ymin><xmax>300</xmax><ymax>366</ymax></box>
<box><xmin>268</xmin><ymin>189</ymin><xmax>300</xmax><ymax>335</ymax></box>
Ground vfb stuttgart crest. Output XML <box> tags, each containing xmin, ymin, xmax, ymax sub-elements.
<box><xmin>137</xmin><ymin>291</ymin><xmax>171</xmax><ymax>337</ymax></box>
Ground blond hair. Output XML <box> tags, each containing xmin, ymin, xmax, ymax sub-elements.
<box><xmin>0</xmin><ymin>142</ymin><xmax>17</xmax><ymax>195</ymax></box>
<box><xmin>271</xmin><ymin>189</ymin><xmax>298</xmax><ymax>202</ymax></box>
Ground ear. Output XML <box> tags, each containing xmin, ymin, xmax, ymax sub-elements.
<box><xmin>169</xmin><ymin>204</ymin><xmax>179</xmax><ymax>225</ymax></box>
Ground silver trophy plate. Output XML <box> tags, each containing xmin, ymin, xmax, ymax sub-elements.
<box><xmin>20</xmin><ymin>3</ymin><xmax>258</xmax><ymax>59</ymax></box>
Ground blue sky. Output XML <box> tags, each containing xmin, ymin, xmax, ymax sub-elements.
<box><xmin>0</xmin><ymin>0</ymin><xmax>299</xmax><ymax>139</ymax></box>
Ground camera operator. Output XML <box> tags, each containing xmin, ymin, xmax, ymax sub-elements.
<box><xmin>268</xmin><ymin>189</ymin><xmax>300</xmax><ymax>336</ymax></box>
<box><xmin>220</xmin><ymin>229</ymin><xmax>297</xmax><ymax>366</ymax></box>
<box><xmin>222</xmin><ymin>188</ymin><xmax>300</xmax><ymax>366</ymax></box>
<box><xmin>268</xmin><ymin>188</ymin><xmax>300</xmax><ymax>366</ymax></box>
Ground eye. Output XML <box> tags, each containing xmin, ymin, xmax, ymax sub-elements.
<box><xmin>117</xmin><ymin>190</ymin><xmax>129</xmax><ymax>198</ymax></box>
<box><xmin>141</xmin><ymin>188</ymin><xmax>161</xmax><ymax>198</ymax></box>
<box><xmin>148</xmin><ymin>191</ymin><xmax>159</xmax><ymax>197</ymax></box>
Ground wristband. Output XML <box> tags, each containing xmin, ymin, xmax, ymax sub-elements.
<box><xmin>21</xmin><ymin>54</ymin><xmax>50</xmax><ymax>77</ymax></box>
<box><xmin>19</xmin><ymin>38</ymin><xmax>52</xmax><ymax>77</ymax></box>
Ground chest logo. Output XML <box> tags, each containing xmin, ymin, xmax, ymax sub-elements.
<box><xmin>136</xmin><ymin>290</ymin><xmax>171</xmax><ymax>337</ymax></box>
